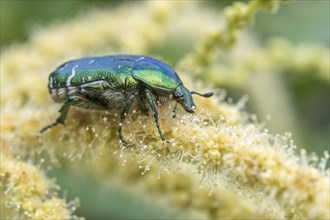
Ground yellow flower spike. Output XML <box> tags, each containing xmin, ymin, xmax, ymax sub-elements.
<box><xmin>0</xmin><ymin>153</ymin><xmax>80</xmax><ymax>219</ymax></box>
<box><xmin>178</xmin><ymin>0</ymin><xmax>291</xmax><ymax>74</ymax></box>
<box><xmin>145</xmin><ymin>113</ymin><xmax>328</xmax><ymax>219</ymax></box>
<box><xmin>224</xmin><ymin>2</ymin><xmax>252</xmax><ymax>28</ymax></box>
<box><xmin>202</xmin><ymin>38</ymin><xmax>330</xmax><ymax>88</ymax></box>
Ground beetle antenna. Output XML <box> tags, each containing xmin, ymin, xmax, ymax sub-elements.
<box><xmin>191</xmin><ymin>91</ymin><xmax>214</xmax><ymax>98</ymax></box>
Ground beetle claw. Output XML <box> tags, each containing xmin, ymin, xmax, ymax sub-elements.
<box><xmin>161</xmin><ymin>138</ymin><xmax>170</xmax><ymax>145</ymax></box>
<box><xmin>122</xmin><ymin>142</ymin><xmax>134</xmax><ymax>148</ymax></box>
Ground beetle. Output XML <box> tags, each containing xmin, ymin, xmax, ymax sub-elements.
<box><xmin>40</xmin><ymin>55</ymin><xmax>213</xmax><ymax>145</ymax></box>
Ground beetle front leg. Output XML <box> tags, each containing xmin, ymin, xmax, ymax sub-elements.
<box><xmin>39</xmin><ymin>100</ymin><xmax>71</xmax><ymax>133</ymax></box>
<box><xmin>145</xmin><ymin>89</ymin><xmax>165</xmax><ymax>141</ymax></box>
<box><xmin>172</xmin><ymin>103</ymin><xmax>179</xmax><ymax>119</ymax></box>
<box><xmin>118</xmin><ymin>100</ymin><xmax>133</xmax><ymax>146</ymax></box>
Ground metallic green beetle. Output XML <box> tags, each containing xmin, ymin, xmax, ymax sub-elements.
<box><xmin>40</xmin><ymin>55</ymin><xmax>213</xmax><ymax>145</ymax></box>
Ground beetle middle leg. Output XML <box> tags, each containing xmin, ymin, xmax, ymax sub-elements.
<box><xmin>118</xmin><ymin>100</ymin><xmax>133</xmax><ymax>146</ymax></box>
<box><xmin>145</xmin><ymin>89</ymin><xmax>165</xmax><ymax>141</ymax></box>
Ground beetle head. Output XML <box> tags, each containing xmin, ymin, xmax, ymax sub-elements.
<box><xmin>173</xmin><ymin>85</ymin><xmax>214</xmax><ymax>113</ymax></box>
<box><xmin>173</xmin><ymin>85</ymin><xmax>196</xmax><ymax>113</ymax></box>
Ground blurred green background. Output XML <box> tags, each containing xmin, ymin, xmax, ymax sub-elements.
<box><xmin>1</xmin><ymin>1</ymin><xmax>329</xmax><ymax>46</ymax></box>
<box><xmin>1</xmin><ymin>1</ymin><xmax>329</xmax><ymax>219</ymax></box>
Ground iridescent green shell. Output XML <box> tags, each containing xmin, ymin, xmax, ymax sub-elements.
<box><xmin>49</xmin><ymin>55</ymin><xmax>182</xmax><ymax>93</ymax></box>
<box><xmin>49</xmin><ymin>56</ymin><xmax>136</xmax><ymax>91</ymax></box>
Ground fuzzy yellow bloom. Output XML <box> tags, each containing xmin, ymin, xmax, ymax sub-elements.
<box><xmin>1</xmin><ymin>1</ymin><xmax>329</xmax><ymax>219</ymax></box>
<box><xmin>0</xmin><ymin>153</ymin><xmax>79</xmax><ymax>219</ymax></box>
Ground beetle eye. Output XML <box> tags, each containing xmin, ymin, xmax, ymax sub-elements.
<box><xmin>173</xmin><ymin>91</ymin><xmax>183</xmax><ymax>99</ymax></box>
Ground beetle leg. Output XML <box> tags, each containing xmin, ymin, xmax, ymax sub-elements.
<box><xmin>40</xmin><ymin>93</ymin><xmax>105</xmax><ymax>134</ymax></box>
<box><xmin>145</xmin><ymin>89</ymin><xmax>165</xmax><ymax>141</ymax></box>
<box><xmin>118</xmin><ymin>100</ymin><xmax>133</xmax><ymax>146</ymax></box>
<box><xmin>172</xmin><ymin>103</ymin><xmax>179</xmax><ymax>119</ymax></box>
<box><xmin>39</xmin><ymin>100</ymin><xmax>71</xmax><ymax>133</ymax></box>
